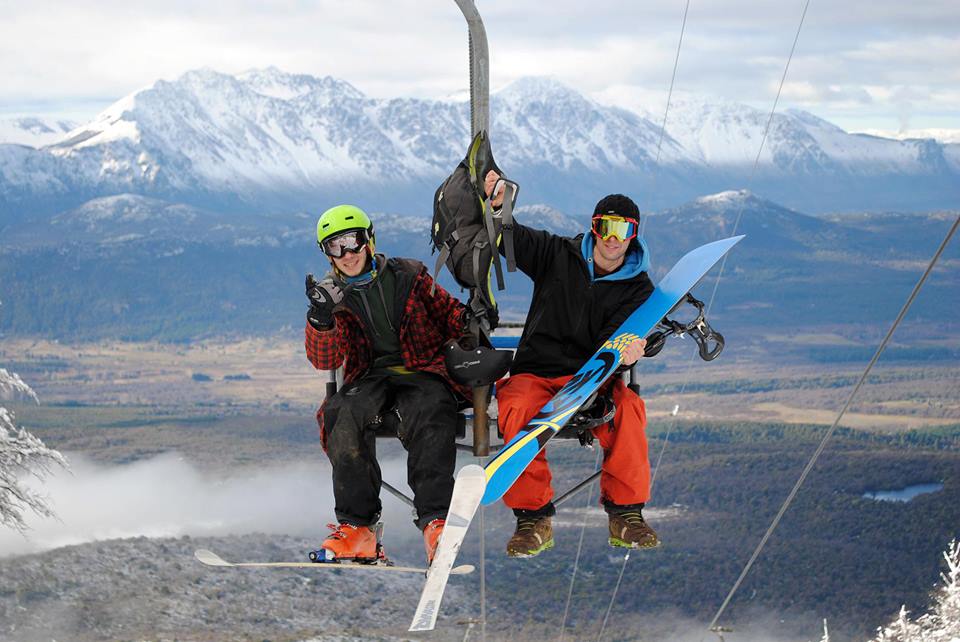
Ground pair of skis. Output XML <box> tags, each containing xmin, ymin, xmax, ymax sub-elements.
<box><xmin>196</xmin><ymin>465</ymin><xmax>487</xmax><ymax>633</ymax></box>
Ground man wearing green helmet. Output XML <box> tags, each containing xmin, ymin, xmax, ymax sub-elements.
<box><xmin>304</xmin><ymin>204</ymin><xmax>471</xmax><ymax>566</ymax></box>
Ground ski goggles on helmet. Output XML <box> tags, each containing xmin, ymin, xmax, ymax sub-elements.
<box><xmin>591</xmin><ymin>215</ymin><xmax>638</xmax><ymax>242</ymax></box>
<box><xmin>320</xmin><ymin>229</ymin><xmax>369</xmax><ymax>258</ymax></box>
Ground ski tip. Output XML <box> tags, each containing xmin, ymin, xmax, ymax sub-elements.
<box><xmin>450</xmin><ymin>564</ymin><xmax>475</xmax><ymax>575</ymax></box>
<box><xmin>194</xmin><ymin>549</ymin><xmax>231</xmax><ymax>567</ymax></box>
<box><xmin>457</xmin><ymin>463</ymin><xmax>486</xmax><ymax>481</ymax></box>
<box><xmin>710</xmin><ymin>234</ymin><xmax>745</xmax><ymax>249</ymax></box>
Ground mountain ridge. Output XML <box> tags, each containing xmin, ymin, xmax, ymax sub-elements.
<box><xmin>1</xmin><ymin>68</ymin><xmax>957</xmax><ymax>217</ymax></box>
<box><xmin>0</xmin><ymin>67</ymin><xmax>960</xmax><ymax>219</ymax></box>
<box><xmin>1</xmin><ymin>186</ymin><xmax>957</xmax><ymax>343</ymax></box>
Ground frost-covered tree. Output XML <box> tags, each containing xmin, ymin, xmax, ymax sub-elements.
<box><xmin>871</xmin><ymin>539</ymin><xmax>960</xmax><ymax>642</ymax></box>
<box><xmin>0</xmin><ymin>366</ymin><xmax>68</xmax><ymax>532</ymax></box>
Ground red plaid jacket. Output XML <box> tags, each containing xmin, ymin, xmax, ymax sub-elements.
<box><xmin>305</xmin><ymin>257</ymin><xmax>471</xmax><ymax>401</ymax></box>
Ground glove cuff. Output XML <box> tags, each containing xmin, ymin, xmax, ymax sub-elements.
<box><xmin>307</xmin><ymin>308</ymin><xmax>334</xmax><ymax>332</ymax></box>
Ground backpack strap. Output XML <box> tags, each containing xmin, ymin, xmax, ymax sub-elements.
<box><xmin>497</xmin><ymin>179</ymin><xmax>520</xmax><ymax>273</ymax></box>
<box><xmin>430</xmin><ymin>230</ymin><xmax>459</xmax><ymax>296</ymax></box>
<box><xmin>468</xmin><ymin>133</ymin><xmax>509</xmax><ymax>292</ymax></box>
<box><xmin>482</xmin><ymin>196</ymin><xmax>505</xmax><ymax>291</ymax></box>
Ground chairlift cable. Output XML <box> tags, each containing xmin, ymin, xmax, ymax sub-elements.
<box><xmin>558</xmin><ymin>447</ymin><xmax>603</xmax><ymax>641</ymax></box>
<box><xmin>641</xmin><ymin>0</ymin><xmax>692</xmax><ymax>237</ymax></box>
<box><xmin>703</xmin><ymin>0</ymin><xmax>811</xmax><ymax>317</ymax></box>
<box><xmin>596</xmin><ymin>551</ymin><xmax>631</xmax><ymax>642</ymax></box>
<box><xmin>651</xmin><ymin>0</ymin><xmax>811</xmax><ymax>504</ymax></box>
<box><xmin>708</xmin><ymin>213</ymin><xmax>959</xmax><ymax>631</ymax></box>
<box><xmin>479</xmin><ymin>501</ymin><xmax>487</xmax><ymax>642</ymax></box>
<box><xmin>595</xmin><ymin>2</ymin><xmax>694</xmax><ymax>637</ymax></box>
<box><xmin>638</xmin><ymin>0</ymin><xmax>811</xmax><ymax>629</ymax></box>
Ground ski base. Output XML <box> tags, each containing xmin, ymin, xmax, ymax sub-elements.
<box><xmin>194</xmin><ymin>549</ymin><xmax>474</xmax><ymax>575</ymax></box>
<box><xmin>409</xmin><ymin>464</ymin><xmax>486</xmax><ymax>632</ymax></box>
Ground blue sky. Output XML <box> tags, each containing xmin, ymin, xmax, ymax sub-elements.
<box><xmin>1</xmin><ymin>0</ymin><xmax>957</xmax><ymax>135</ymax></box>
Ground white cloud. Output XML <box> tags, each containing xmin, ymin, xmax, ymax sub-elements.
<box><xmin>0</xmin><ymin>0</ymin><xmax>957</xmax><ymax>132</ymax></box>
<box><xmin>0</xmin><ymin>453</ymin><xmax>418</xmax><ymax>558</ymax></box>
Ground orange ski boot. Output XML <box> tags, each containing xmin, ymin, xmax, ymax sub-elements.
<box><xmin>310</xmin><ymin>522</ymin><xmax>380</xmax><ymax>563</ymax></box>
<box><xmin>422</xmin><ymin>518</ymin><xmax>445</xmax><ymax>565</ymax></box>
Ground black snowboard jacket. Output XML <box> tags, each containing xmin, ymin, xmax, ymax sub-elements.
<box><xmin>507</xmin><ymin>223</ymin><xmax>655</xmax><ymax>378</ymax></box>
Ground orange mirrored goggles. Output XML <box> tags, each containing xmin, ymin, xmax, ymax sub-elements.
<box><xmin>591</xmin><ymin>215</ymin><xmax>638</xmax><ymax>242</ymax></box>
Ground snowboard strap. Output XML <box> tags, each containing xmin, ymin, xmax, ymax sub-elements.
<box><xmin>644</xmin><ymin>293</ymin><xmax>725</xmax><ymax>361</ymax></box>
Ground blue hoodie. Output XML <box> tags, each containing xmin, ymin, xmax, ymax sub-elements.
<box><xmin>580</xmin><ymin>234</ymin><xmax>651</xmax><ymax>281</ymax></box>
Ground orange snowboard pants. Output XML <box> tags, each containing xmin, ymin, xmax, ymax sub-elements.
<box><xmin>495</xmin><ymin>372</ymin><xmax>651</xmax><ymax>511</ymax></box>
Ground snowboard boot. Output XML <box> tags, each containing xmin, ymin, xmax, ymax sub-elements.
<box><xmin>608</xmin><ymin>510</ymin><xmax>659</xmax><ymax>549</ymax></box>
<box><xmin>506</xmin><ymin>515</ymin><xmax>554</xmax><ymax>558</ymax></box>
<box><xmin>422</xmin><ymin>518</ymin><xmax>445</xmax><ymax>565</ymax></box>
<box><xmin>311</xmin><ymin>522</ymin><xmax>380</xmax><ymax>563</ymax></box>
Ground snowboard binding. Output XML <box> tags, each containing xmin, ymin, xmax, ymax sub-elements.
<box><xmin>559</xmin><ymin>389</ymin><xmax>617</xmax><ymax>447</ymax></box>
<box><xmin>644</xmin><ymin>293</ymin><xmax>725</xmax><ymax>361</ymax></box>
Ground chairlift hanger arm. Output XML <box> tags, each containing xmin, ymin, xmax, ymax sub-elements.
<box><xmin>453</xmin><ymin>0</ymin><xmax>490</xmax><ymax>137</ymax></box>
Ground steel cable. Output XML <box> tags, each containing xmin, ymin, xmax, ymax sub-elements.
<box><xmin>708</xmin><ymin>213</ymin><xmax>959</xmax><ymax>631</ymax></box>
<box><xmin>651</xmin><ymin>0</ymin><xmax>812</xmax><ymax>496</ymax></box>
<box><xmin>641</xmin><ymin>0</ymin><xmax>692</xmax><ymax>238</ymax></box>
<box><xmin>595</xmin><ymin>2</ymin><xmax>693</xmax><ymax>638</ymax></box>
<box><xmin>558</xmin><ymin>446</ymin><xmax>604</xmax><ymax>641</ymax></box>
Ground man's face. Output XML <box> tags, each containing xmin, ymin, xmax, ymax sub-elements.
<box><xmin>593</xmin><ymin>235</ymin><xmax>631</xmax><ymax>264</ymax></box>
<box><xmin>331</xmin><ymin>248</ymin><xmax>368</xmax><ymax>277</ymax></box>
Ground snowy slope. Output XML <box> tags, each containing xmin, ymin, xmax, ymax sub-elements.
<box><xmin>656</xmin><ymin>98</ymin><xmax>948</xmax><ymax>176</ymax></box>
<box><xmin>491</xmin><ymin>77</ymin><xmax>689</xmax><ymax>171</ymax></box>
<box><xmin>0</xmin><ymin>117</ymin><xmax>76</xmax><ymax>147</ymax></box>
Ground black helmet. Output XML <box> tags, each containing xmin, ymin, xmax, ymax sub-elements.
<box><xmin>444</xmin><ymin>341</ymin><xmax>513</xmax><ymax>387</ymax></box>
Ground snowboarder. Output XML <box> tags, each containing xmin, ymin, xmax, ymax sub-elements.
<box><xmin>304</xmin><ymin>204</ymin><xmax>471</xmax><ymax>565</ymax></box>
<box><xmin>484</xmin><ymin>173</ymin><xmax>658</xmax><ymax>557</ymax></box>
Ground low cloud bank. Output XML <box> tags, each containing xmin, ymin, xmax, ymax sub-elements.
<box><xmin>0</xmin><ymin>453</ymin><xmax>415</xmax><ymax>557</ymax></box>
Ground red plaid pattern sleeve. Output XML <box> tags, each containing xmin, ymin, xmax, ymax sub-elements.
<box><xmin>304</xmin><ymin>320</ymin><xmax>345</xmax><ymax>370</ymax></box>
<box><xmin>416</xmin><ymin>269</ymin><xmax>467</xmax><ymax>338</ymax></box>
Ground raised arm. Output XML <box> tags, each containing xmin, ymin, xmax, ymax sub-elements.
<box><xmin>483</xmin><ymin>170</ymin><xmax>564</xmax><ymax>281</ymax></box>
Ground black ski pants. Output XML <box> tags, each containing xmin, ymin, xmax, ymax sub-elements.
<box><xmin>320</xmin><ymin>371</ymin><xmax>458</xmax><ymax>530</ymax></box>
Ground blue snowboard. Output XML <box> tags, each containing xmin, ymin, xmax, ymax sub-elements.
<box><xmin>482</xmin><ymin>235</ymin><xmax>744</xmax><ymax>505</ymax></box>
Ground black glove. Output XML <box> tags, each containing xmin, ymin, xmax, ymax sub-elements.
<box><xmin>305</xmin><ymin>274</ymin><xmax>343</xmax><ymax>330</ymax></box>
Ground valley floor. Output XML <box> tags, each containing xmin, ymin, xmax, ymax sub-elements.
<box><xmin>1</xmin><ymin>337</ymin><xmax>957</xmax><ymax>641</ymax></box>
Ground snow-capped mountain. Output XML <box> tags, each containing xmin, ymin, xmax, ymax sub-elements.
<box><xmin>0</xmin><ymin>117</ymin><xmax>77</xmax><ymax>147</ymax></box>
<box><xmin>1</xmin><ymin>67</ymin><xmax>957</xmax><ymax>218</ymax></box>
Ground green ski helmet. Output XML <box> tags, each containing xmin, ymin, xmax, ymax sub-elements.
<box><xmin>316</xmin><ymin>204</ymin><xmax>375</xmax><ymax>255</ymax></box>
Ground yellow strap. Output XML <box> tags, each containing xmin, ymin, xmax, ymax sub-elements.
<box><xmin>386</xmin><ymin>365</ymin><xmax>415</xmax><ymax>375</ymax></box>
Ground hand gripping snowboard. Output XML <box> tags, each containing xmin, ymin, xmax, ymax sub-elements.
<box><xmin>409</xmin><ymin>464</ymin><xmax>486</xmax><ymax>632</ymax></box>
<box><xmin>482</xmin><ymin>235</ymin><xmax>745</xmax><ymax>505</ymax></box>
